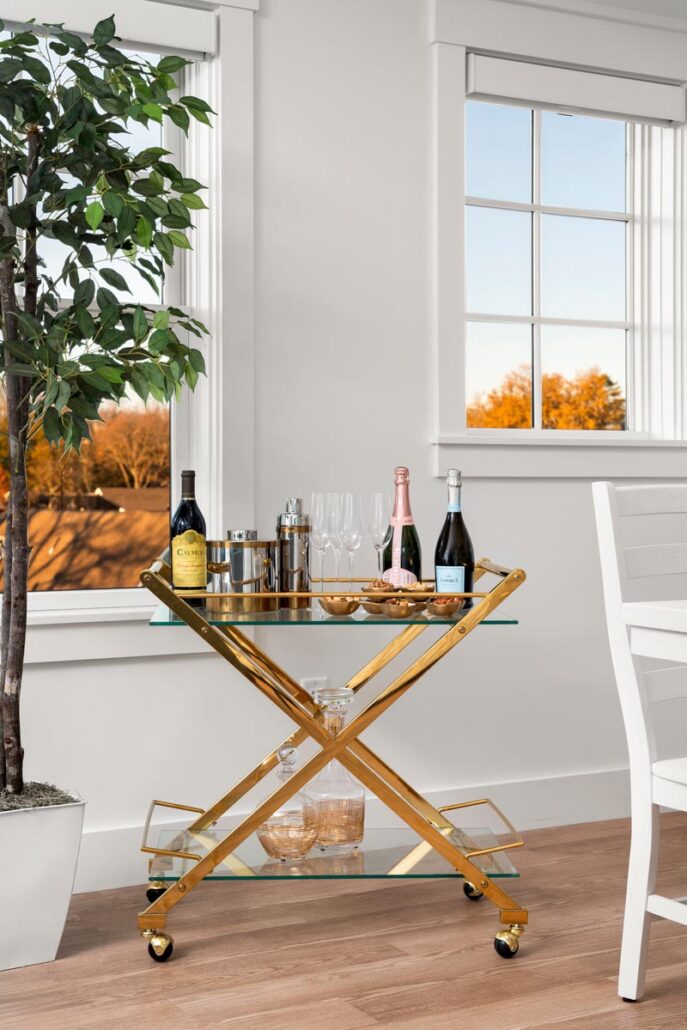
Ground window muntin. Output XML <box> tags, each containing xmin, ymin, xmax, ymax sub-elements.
<box><xmin>465</xmin><ymin>100</ymin><xmax>630</xmax><ymax>432</ymax></box>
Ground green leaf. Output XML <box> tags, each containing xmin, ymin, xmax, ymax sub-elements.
<box><xmin>55</xmin><ymin>380</ymin><xmax>71</xmax><ymax>411</ymax></box>
<box><xmin>130</xmin><ymin>367</ymin><xmax>149</xmax><ymax>402</ymax></box>
<box><xmin>0</xmin><ymin>59</ymin><xmax>22</xmax><ymax>84</ymax></box>
<box><xmin>9</xmin><ymin>204</ymin><xmax>31</xmax><ymax>229</ymax></box>
<box><xmin>181</xmin><ymin>192</ymin><xmax>208</xmax><ymax>210</ymax></box>
<box><xmin>42</xmin><ymin>406</ymin><xmax>62</xmax><ymax>445</ymax></box>
<box><xmin>157</xmin><ymin>55</ymin><xmax>189</xmax><ymax>74</ymax></box>
<box><xmin>185</xmin><ymin>359</ymin><xmax>198</xmax><ymax>390</ymax></box>
<box><xmin>23</xmin><ymin>56</ymin><xmax>51</xmax><ymax>84</ymax></box>
<box><xmin>188</xmin><ymin>349</ymin><xmax>206</xmax><ymax>374</ymax></box>
<box><xmin>68</xmin><ymin>395</ymin><xmax>101</xmax><ymax>420</ymax></box>
<box><xmin>96</xmin><ymin>287</ymin><xmax>119</xmax><ymax>310</ymax></box>
<box><xmin>168</xmin><ymin>230</ymin><xmax>191</xmax><ymax>251</ymax></box>
<box><xmin>152</xmin><ymin>309</ymin><xmax>170</xmax><ymax>330</ymax></box>
<box><xmin>168</xmin><ymin>105</ymin><xmax>190</xmax><ymax>133</ymax></box>
<box><xmin>93</xmin><ymin>15</ymin><xmax>116</xmax><ymax>46</ymax></box>
<box><xmin>133</xmin><ymin>305</ymin><xmax>148</xmax><ymax>342</ymax></box>
<box><xmin>65</xmin><ymin>184</ymin><xmax>88</xmax><ymax>206</ymax></box>
<box><xmin>188</xmin><ymin>107</ymin><xmax>211</xmax><ymax>127</ymax></box>
<box><xmin>16</xmin><ymin>311</ymin><xmax>42</xmax><ymax>339</ymax></box>
<box><xmin>135</xmin><ymin>217</ymin><xmax>153</xmax><ymax>248</ymax></box>
<box><xmin>100</xmin><ymin>267</ymin><xmax>130</xmax><ymax>292</ymax></box>
<box><xmin>168</xmin><ymin>198</ymin><xmax>191</xmax><ymax>225</ymax></box>
<box><xmin>153</xmin><ymin>231</ymin><xmax>173</xmax><ymax>266</ymax></box>
<box><xmin>180</xmin><ymin>96</ymin><xmax>215</xmax><ymax>114</ymax></box>
<box><xmin>76</xmin><ymin>306</ymin><xmax>95</xmax><ymax>338</ymax></box>
<box><xmin>142</xmin><ymin>103</ymin><xmax>163</xmax><ymax>123</ymax></box>
<box><xmin>43</xmin><ymin>379</ymin><xmax>59</xmax><ymax>408</ymax></box>
<box><xmin>73</xmin><ymin>278</ymin><xmax>95</xmax><ymax>307</ymax></box>
<box><xmin>176</xmin><ymin>178</ymin><xmax>204</xmax><ymax>194</ymax></box>
<box><xmin>85</xmin><ymin>201</ymin><xmax>104</xmax><ymax>231</ymax></box>
<box><xmin>102</xmin><ymin>191</ymin><xmax>124</xmax><ymax>218</ymax></box>
<box><xmin>52</xmin><ymin>222</ymin><xmax>79</xmax><ymax>248</ymax></box>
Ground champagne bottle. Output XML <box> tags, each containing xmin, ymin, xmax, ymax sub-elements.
<box><xmin>170</xmin><ymin>470</ymin><xmax>207</xmax><ymax>598</ymax></box>
<box><xmin>434</xmin><ymin>468</ymin><xmax>474</xmax><ymax>607</ymax></box>
<box><xmin>382</xmin><ymin>466</ymin><xmax>422</xmax><ymax>585</ymax></box>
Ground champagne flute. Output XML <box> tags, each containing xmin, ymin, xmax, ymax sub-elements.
<box><xmin>341</xmin><ymin>492</ymin><xmax>363</xmax><ymax>589</ymax></box>
<box><xmin>367</xmin><ymin>492</ymin><xmax>392</xmax><ymax>580</ymax></box>
<box><xmin>310</xmin><ymin>492</ymin><xmax>328</xmax><ymax>597</ymax></box>
<box><xmin>325</xmin><ymin>492</ymin><xmax>344</xmax><ymax>589</ymax></box>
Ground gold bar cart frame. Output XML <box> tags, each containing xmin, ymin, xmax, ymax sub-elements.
<box><xmin>137</xmin><ymin>557</ymin><xmax>528</xmax><ymax>960</ymax></box>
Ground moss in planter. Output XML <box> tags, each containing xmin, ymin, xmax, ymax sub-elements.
<box><xmin>0</xmin><ymin>782</ymin><xmax>77</xmax><ymax>811</ymax></box>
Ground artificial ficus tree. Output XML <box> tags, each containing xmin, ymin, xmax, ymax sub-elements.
<box><xmin>0</xmin><ymin>17</ymin><xmax>212</xmax><ymax>793</ymax></box>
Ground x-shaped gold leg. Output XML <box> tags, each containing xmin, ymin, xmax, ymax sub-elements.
<box><xmin>139</xmin><ymin>562</ymin><xmax>527</xmax><ymax>942</ymax></box>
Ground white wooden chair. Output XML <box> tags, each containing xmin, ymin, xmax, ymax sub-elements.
<box><xmin>593</xmin><ymin>481</ymin><xmax>687</xmax><ymax>1002</ymax></box>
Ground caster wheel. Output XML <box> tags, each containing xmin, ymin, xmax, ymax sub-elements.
<box><xmin>494</xmin><ymin>924</ymin><xmax>523</xmax><ymax>959</ymax></box>
<box><xmin>147</xmin><ymin>933</ymin><xmax>174</xmax><ymax>963</ymax></box>
<box><xmin>463</xmin><ymin>881</ymin><xmax>484</xmax><ymax>901</ymax></box>
<box><xmin>146</xmin><ymin>886</ymin><xmax>167</xmax><ymax>904</ymax></box>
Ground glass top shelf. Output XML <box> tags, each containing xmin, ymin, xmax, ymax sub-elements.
<box><xmin>149</xmin><ymin>603</ymin><xmax>518</xmax><ymax>627</ymax></box>
<box><xmin>147</xmin><ymin>824</ymin><xmax>519</xmax><ymax>881</ymax></box>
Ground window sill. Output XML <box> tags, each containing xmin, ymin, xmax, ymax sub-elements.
<box><xmin>4</xmin><ymin>588</ymin><xmax>212</xmax><ymax>664</ymax></box>
<box><xmin>433</xmin><ymin>434</ymin><xmax>687</xmax><ymax>478</ymax></box>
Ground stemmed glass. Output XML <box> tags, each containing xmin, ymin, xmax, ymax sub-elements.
<box><xmin>325</xmin><ymin>492</ymin><xmax>344</xmax><ymax>588</ymax></box>
<box><xmin>341</xmin><ymin>493</ymin><xmax>363</xmax><ymax>589</ymax></box>
<box><xmin>367</xmin><ymin>493</ymin><xmax>392</xmax><ymax>579</ymax></box>
<box><xmin>310</xmin><ymin>492</ymin><xmax>328</xmax><ymax>596</ymax></box>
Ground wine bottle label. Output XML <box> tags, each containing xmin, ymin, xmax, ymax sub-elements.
<box><xmin>172</xmin><ymin>529</ymin><xmax>207</xmax><ymax>588</ymax></box>
<box><xmin>435</xmin><ymin>565</ymin><xmax>465</xmax><ymax>593</ymax></box>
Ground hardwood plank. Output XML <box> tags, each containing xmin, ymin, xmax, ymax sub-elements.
<box><xmin>2</xmin><ymin>815</ymin><xmax>687</xmax><ymax>1029</ymax></box>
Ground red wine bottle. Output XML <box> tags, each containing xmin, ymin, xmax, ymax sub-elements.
<box><xmin>382</xmin><ymin>466</ymin><xmax>422</xmax><ymax>585</ymax></box>
<box><xmin>170</xmin><ymin>470</ymin><xmax>207</xmax><ymax>599</ymax></box>
<box><xmin>434</xmin><ymin>468</ymin><xmax>474</xmax><ymax>607</ymax></box>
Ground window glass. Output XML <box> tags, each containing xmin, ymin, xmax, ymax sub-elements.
<box><xmin>541</xmin><ymin>215</ymin><xmax>626</xmax><ymax>321</ymax></box>
<box><xmin>541</xmin><ymin>326</ymin><xmax>626</xmax><ymax>430</ymax></box>
<box><xmin>466</xmin><ymin>101</ymin><xmax>532</xmax><ymax>203</ymax></box>
<box><xmin>466</xmin><ymin>321</ymin><xmax>533</xmax><ymax>428</ymax></box>
<box><xmin>541</xmin><ymin>112</ymin><xmax>626</xmax><ymax>212</ymax></box>
<box><xmin>466</xmin><ymin>207</ymin><xmax>532</xmax><ymax>316</ymax></box>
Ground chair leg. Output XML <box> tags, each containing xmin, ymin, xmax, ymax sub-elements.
<box><xmin>618</xmin><ymin>802</ymin><xmax>659</xmax><ymax>1002</ymax></box>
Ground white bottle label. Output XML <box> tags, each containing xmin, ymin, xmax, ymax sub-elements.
<box><xmin>435</xmin><ymin>566</ymin><xmax>465</xmax><ymax>593</ymax></box>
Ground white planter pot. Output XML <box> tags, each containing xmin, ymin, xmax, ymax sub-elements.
<box><xmin>0</xmin><ymin>795</ymin><xmax>85</xmax><ymax>971</ymax></box>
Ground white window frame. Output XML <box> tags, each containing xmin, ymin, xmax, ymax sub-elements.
<box><xmin>466</xmin><ymin>106</ymin><xmax>633</xmax><ymax>434</ymax></box>
<box><xmin>431</xmin><ymin>0</ymin><xmax>687</xmax><ymax>478</ymax></box>
<box><xmin>0</xmin><ymin>0</ymin><xmax>258</xmax><ymax>651</ymax></box>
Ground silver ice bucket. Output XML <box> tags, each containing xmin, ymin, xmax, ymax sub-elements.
<box><xmin>206</xmin><ymin>530</ymin><xmax>277</xmax><ymax>612</ymax></box>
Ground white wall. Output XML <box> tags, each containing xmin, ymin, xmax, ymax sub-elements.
<box><xmin>19</xmin><ymin>0</ymin><xmax>687</xmax><ymax>891</ymax></box>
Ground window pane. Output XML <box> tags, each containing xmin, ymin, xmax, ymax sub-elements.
<box><xmin>466</xmin><ymin>101</ymin><xmax>532</xmax><ymax>203</ymax></box>
<box><xmin>12</xmin><ymin>396</ymin><xmax>171</xmax><ymax>591</ymax></box>
<box><xmin>541</xmin><ymin>112</ymin><xmax>626</xmax><ymax>212</ymax></box>
<box><xmin>37</xmin><ymin>47</ymin><xmax>163</xmax><ymax>303</ymax></box>
<box><xmin>541</xmin><ymin>215</ymin><xmax>625</xmax><ymax>321</ymax></box>
<box><xmin>541</xmin><ymin>325</ymin><xmax>626</xmax><ymax>430</ymax></box>
<box><xmin>466</xmin><ymin>321</ymin><xmax>533</xmax><ymax>428</ymax></box>
<box><xmin>466</xmin><ymin>207</ymin><xmax>532</xmax><ymax>316</ymax></box>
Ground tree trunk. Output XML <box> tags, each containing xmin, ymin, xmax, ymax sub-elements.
<box><xmin>0</xmin><ymin>129</ymin><xmax>39</xmax><ymax>793</ymax></box>
<box><xmin>0</xmin><ymin>513</ymin><xmax>11</xmax><ymax>790</ymax></box>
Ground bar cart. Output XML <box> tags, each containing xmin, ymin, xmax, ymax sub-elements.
<box><xmin>137</xmin><ymin>557</ymin><xmax>527</xmax><ymax>962</ymax></box>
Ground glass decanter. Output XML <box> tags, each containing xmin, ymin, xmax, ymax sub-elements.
<box><xmin>256</xmin><ymin>746</ymin><xmax>318</xmax><ymax>860</ymax></box>
<box><xmin>309</xmin><ymin>685</ymin><xmax>365</xmax><ymax>853</ymax></box>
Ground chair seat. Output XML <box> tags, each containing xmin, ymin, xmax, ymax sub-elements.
<box><xmin>623</xmin><ymin>600</ymin><xmax>687</xmax><ymax>633</ymax></box>
<box><xmin>653</xmin><ymin>757</ymin><xmax>687</xmax><ymax>785</ymax></box>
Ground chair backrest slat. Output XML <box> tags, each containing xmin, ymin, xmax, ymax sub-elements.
<box><xmin>644</xmin><ymin>665</ymin><xmax>687</xmax><ymax>703</ymax></box>
<box><xmin>624</xmin><ymin>542</ymin><xmax>687</xmax><ymax>579</ymax></box>
<box><xmin>616</xmin><ymin>485</ymin><xmax>687</xmax><ymax>517</ymax></box>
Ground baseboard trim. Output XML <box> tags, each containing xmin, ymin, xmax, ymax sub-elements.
<box><xmin>74</xmin><ymin>765</ymin><xmax>630</xmax><ymax>893</ymax></box>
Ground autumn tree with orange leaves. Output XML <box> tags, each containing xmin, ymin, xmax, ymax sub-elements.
<box><xmin>467</xmin><ymin>366</ymin><xmax>625</xmax><ymax>430</ymax></box>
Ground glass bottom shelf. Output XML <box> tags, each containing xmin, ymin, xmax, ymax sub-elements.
<box><xmin>147</xmin><ymin>824</ymin><xmax>519</xmax><ymax>881</ymax></box>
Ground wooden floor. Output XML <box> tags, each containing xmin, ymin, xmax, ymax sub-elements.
<box><xmin>3</xmin><ymin>814</ymin><xmax>687</xmax><ymax>1029</ymax></box>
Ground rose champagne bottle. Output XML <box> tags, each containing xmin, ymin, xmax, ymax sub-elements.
<box><xmin>382</xmin><ymin>466</ymin><xmax>422</xmax><ymax>586</ymax></box>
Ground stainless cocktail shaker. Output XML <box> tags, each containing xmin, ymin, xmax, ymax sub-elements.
<box><xmin>277</xmin><ymin>498</ymin><xmax>310</xmax><ymax>609</ymax></box>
